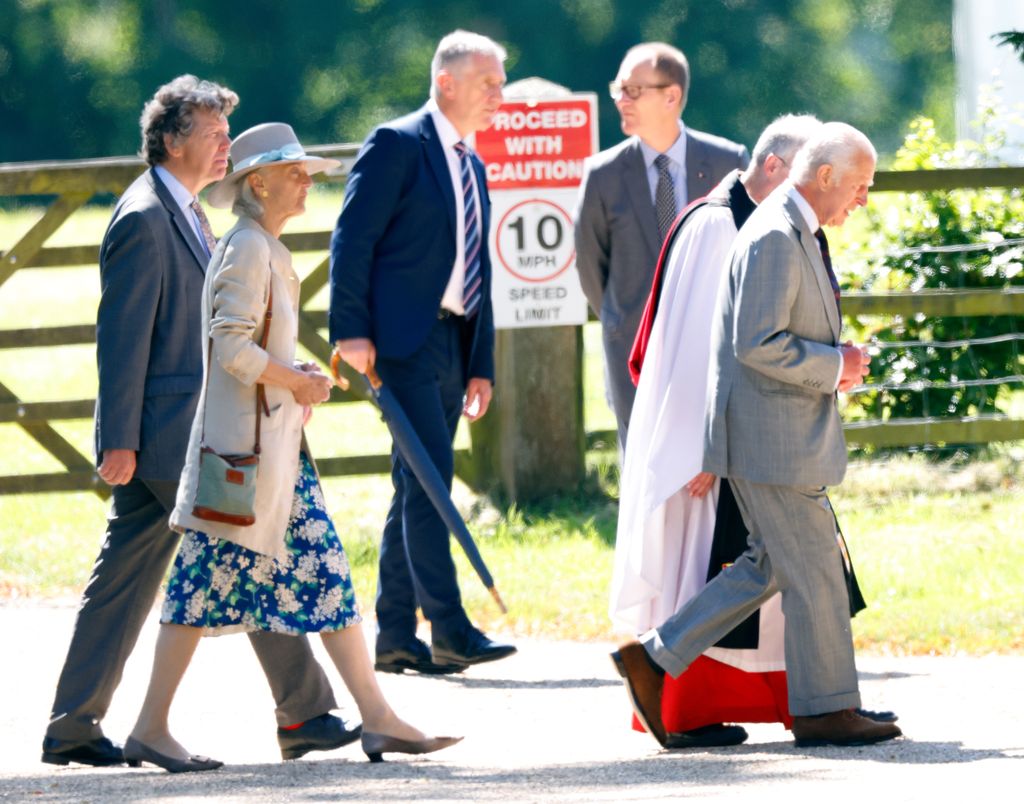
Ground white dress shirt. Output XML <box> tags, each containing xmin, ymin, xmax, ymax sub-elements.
<box><xmin>428</xmin><ymin>100</ymin><xmax>482</xmax><ymax>316</ymax></box>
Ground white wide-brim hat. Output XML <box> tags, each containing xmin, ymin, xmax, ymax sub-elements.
<box><xmin>206</xmin><ymin>122</ymin><xmax>340</xmax><ymax>208</ymax></box>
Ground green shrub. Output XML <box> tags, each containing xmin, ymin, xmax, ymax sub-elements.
<box><xmin>845</xmin><ymin>105</ymin><xmax>1024</xmax><ymax>425</ymax></box>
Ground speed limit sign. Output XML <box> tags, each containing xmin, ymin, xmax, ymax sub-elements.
<box><xmin>496</xmin><ymin>198</ymin><xmax>575</xmax><ymax>283</ymax></box>
<box><xmin>476</xmin><ymin>93</ymin><xmax>596</xmax><ymax>329</ymax></box>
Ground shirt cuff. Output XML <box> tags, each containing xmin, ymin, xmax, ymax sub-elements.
<box><xmin>833</xmin><ymin>347</ymin><xmax>844</xmax><ymax>391</ymax></box>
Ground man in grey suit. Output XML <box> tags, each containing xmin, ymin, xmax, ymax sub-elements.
<box><xmin>574</xmin><ymin>42</ymin><xmax>749</xmax><ymax>448</ymax></box>
<box><xmin>611</xmin><ymin>123</ymin><xmax>903</xmax><ymax>748</ymax></box>
<box><xmin>42</xmin><ymin>75</ymin><xmax>355</xmax><ymax>767</ymax></box>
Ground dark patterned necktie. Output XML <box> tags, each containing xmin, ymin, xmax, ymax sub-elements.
<box><xmin>654</xmin><ymin>153</ymin><xmax>676</xmax><ymax>241</ymax></box>
<box><xmin>189</xmin><ymin>199</ymin><xmax>217</xmax><ymax>256</ymax></box>
<box><xmin>815</xmin><ymin>228</ymin><xmax>841</xmax><ymax>320</ymax></box>
<box><xmin>454</xmin><ymin>141</ymin><xmax>482</xmax><ymax>319</ymax></box>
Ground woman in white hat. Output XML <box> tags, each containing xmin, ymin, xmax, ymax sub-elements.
<box><xmin>123</xmin><ymin>123</ymin><xmax>461</xmax><ymax>772</ymax></box>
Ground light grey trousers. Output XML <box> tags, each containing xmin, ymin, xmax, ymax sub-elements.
<box><xmin>642</xmin><ymin>478</ymin><xmax>861</xmax><ymax>716</ymax></box>
<box><xmin>47</xmin><ymin>477</ymin><xmax>337</xmax><ymax>741</ymax></box>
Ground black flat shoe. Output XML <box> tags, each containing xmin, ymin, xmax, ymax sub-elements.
<box><xmin>432</xmin><ymin>628</ymin><xmax>516</xmax><ymax>666</ymax></box>
<box><xmin>278</xmin><ymin>713</ymin><xmax>362</xmax><ymax>760</ymax></box>
<box><xmin>375</xmin><ymin>638</ymin><xmax>466</xmax><ymax>675</ymax></box>
<box><xmin>665</xmin><ymin>723</ymin><xmax>749</xmax><ymax>748</ymax></box>
<box><xmin>361</xmin><ymin>732</ymin><xmax>463</xmax><ymax>763</ymax></box>
<box><xmin>123</xmin><ymin>736</ymin><xmax>222</xmax><ymax>773</ymax></box>
<box><xmin>41</xmin><ymin>736</ymin><xmax>129</xmax><ymax>767</ymax></box>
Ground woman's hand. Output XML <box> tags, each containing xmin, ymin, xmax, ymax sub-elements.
<box><xmin>684</xmin><ymin>471</ymin><xmax>716</xmax><ymax>498</ymax></box>
<box><xmin>290</xmin><ymin>365</ymin><xmax>333</xmax><ymax>406</ymax></box>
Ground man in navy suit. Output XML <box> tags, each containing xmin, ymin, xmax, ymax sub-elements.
<box><xmin>43</xmin><ymin>75</ymin><xmax>354</xmax><ymax>768</ymax></box>
<box><xmin>330</xmin><ymin>30</ymin><xmax>516</xmax><ymax>674</ymax></box>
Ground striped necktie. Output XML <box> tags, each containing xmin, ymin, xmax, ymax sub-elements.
<box><xmin>454</xmin><ymin>141</ymin><xmax>482</xmax><ymax>320</ymax></box>
<box><xmin>189</xmin><ymin>199</ymin><xmax>217</xmax><ymax>256</ymax></box>
<box><xmin>814</xmin><ymin>228</ymin><xmax>841</xmax><ymax>320</ymax></box>
<box><xmin>654</xmin><ymin>153</ymin><xmax>676</xmax><ymax>241</ymax></box>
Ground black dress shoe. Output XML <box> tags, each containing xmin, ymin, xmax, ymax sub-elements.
<box><xmin>665</xmin><ymin>723</ymin><xmax>749</xmax><ymax>748</ymax></box>
<box><xmin>375</xmin><ymin>637</ymin><xmax>466</xmax><ymax>675</ymax></box>
<box><xmin>432</xmin><ymin>628</ymin><xmax>517</xmax><ymax>667</ymax></box>
<box><xmin>856</xmin><ymin>707</ymin><xmax>898</xmax><ymax>723</ymax></box>
<box><xmin>41</xmin><ymin>736</ymin><xmax>128</xmax><ymax>767</ymax></box>
<box><xmin>277</xmin><ymin>713</ymin><xmax>362</xmax><ymax>760</ymax></box>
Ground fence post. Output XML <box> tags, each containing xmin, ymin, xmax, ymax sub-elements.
<box><xmin>469</xmin><ymin>325</ymin><xmax>585</xmax><ymax>500</ymax></box>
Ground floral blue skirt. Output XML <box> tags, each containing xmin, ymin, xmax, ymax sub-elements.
<box><xmin>161</xmin><ymin>453</ymin><xmax>361</xmax><ymax>635</ymax></box>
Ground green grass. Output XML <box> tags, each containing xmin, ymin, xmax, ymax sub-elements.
<box><xmin>2</xmin><ymin>201</ymin><xmax>1022</xmax><ymax>654</ymax></box>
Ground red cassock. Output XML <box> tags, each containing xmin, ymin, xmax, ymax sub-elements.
<box><xmin>633</xmin><ymin>657</ymin><xmax>792</xmax><ymax>735</ymax></box>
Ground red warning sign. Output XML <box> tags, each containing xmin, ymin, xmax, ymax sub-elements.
<box><xmin>476</xmin><ymin>99</ymin><xmax>595</xmax><ymax>190</ymax></box>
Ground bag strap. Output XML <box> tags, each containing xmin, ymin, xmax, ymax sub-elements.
<box><xmin>199</xmin><ymin>261</ymin><xmax>275</xmax><ymax>454</ymax></box>
<box><xmin>254</xmin><ymin>281</ymin><xmax>273</xmax><ymax>454</ymax></box>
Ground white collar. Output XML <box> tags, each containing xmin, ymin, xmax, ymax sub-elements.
<box><xmin>785</xmin><ymin>182</ymin><xmax>820</xmax><ymax>233</ymax></box>
<box><xmin>426</xmin><ymin>98</ymin><xmax>473</xmax><ymax>149</ymax></box>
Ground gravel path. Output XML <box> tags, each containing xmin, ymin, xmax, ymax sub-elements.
<box><xmin>1</xmin><ymin>601</ymin><xmax>1020</xmax><ymax>802</ymax></box>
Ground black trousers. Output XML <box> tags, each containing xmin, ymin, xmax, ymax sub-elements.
<box><xmin>46</xmin><ymin>476</ymin><xmax>337</xmax><ymax>740</ymax></box>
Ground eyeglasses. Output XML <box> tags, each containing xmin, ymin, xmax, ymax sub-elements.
<box><xmin>608</xmin><ymin>81</ymin><xmax>672</xmax><ymax>101</ymax></box>
<box><xmin>770</xmin><ymin>153</ymin><xmax>789</xmax><ymax>167</ymax></box>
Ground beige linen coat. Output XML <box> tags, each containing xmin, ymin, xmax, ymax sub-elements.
<box><xmin>170</xmin><ymin>216</ymin><xmax>308</xmax><ymax>558</ymax></box>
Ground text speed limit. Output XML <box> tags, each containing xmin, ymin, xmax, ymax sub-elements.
<box><xmin>495</xmin><ymin>198</ymin><xmax>575</xmax><ymax>283</ymax></box>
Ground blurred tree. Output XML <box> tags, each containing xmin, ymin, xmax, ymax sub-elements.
<box><xmin>0</xmin><ymin>0</ymin><xmax>954</xmax><ymax>161</ymax></box>
<box><xmin>994</xmin><ymin>29</ymin><xmax>1024</xmax><ymax>62</ymax></box>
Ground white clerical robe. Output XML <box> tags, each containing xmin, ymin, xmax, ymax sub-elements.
<box><xmin>608</xmin><ymin>203</ymin><xmax>785</xmax><ymax>673</ymax></box>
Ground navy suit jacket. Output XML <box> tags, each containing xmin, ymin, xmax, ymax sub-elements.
<box><xmin>94</xmin><ymin>168</ymin><xmax>208</xmax><ymax>481</ymax></box>
<box><xmin>329</xmin><ymin>106</ymin><xmax>495</xmax><ymax>381</ymax></box>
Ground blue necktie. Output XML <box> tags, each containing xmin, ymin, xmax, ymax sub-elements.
<box><xmin>454</xmin><ymin>141</ymin><xmax>482</xmax><ymax>320</ymax></box>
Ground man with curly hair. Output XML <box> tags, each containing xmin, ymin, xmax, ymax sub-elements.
<box><xmin>42</xmin><ymin>75</ymin><xmax>354</xmax><ymax>768</ymax></box>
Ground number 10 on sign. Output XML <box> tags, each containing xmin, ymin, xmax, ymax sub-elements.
<box><xmin>495</xmin><ymin>198</ymin><xmax>575</xmax><ymax>283</ymax></box>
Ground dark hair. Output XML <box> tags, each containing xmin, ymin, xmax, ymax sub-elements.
<box><xmin>139</xmin><ymin>74</ymin><xmax>238</xmax><ymax>166</ymax></box>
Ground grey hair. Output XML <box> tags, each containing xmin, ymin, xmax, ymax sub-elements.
<box><xmin>750</xmin><ymin>114</ymin><xmax>823</xmax><ymax>169</ymax></box>
<box><xmin>139</xmin><ymin>74</ymin><xmax>238</xmax><ymax>166</ymax></box>
<box><xmin>429</xmin><ymin>29</ymin><xmax>507</xmax><ymax>99</ymax></box>
<box><xmin>231</xmin><ymin>171</ymin><xmax>265</xmax><ymax>219</ymax></box>
<box><xmin>791</xmin><ymin>122</ymin><xmax>877</xmax><ymax>185</ymax></box>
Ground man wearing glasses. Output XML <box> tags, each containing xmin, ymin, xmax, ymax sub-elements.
<box><xmin>574</xmin><ymin>42</ymin><xmax>749</xmax><ymax>452</ymax></box>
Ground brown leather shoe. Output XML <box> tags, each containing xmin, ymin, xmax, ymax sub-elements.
<box><xmin>610</xmin><ymin>641</ymin><xmax>666</xmax><ymax>747</ymax></box>
<box><xmin>792</xmin><ymin>708</ymin><xmax>902</xmax><ymax>747</ymax></box>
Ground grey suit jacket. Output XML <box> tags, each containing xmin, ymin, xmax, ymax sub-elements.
<box><xmin>94</xmin><ymin>168</ymin><xmax>209</xmax><ymax>482</ymax></box>
<box><xmin>574</xmin><ymin>127</ymin><xmax>750</xmax><ymax>340</ymax></box>
<box><xmin>702</xmin><ymin>189</ymin><xmax>847</xmax><ymax>487</ymax></box>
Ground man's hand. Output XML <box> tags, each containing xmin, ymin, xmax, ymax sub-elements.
<box><xmin>684</xmin><ymin>471</ymin><xmax>716</xmax><ymax>499</ymax></box>
<box><xmin>98</xmin><ymin>448</ymin><xmax>136</xmax><ymax>486</ymax></box>
<box><xmin>334</xmin><ymin>338</ymin><xmax>376</xmax><ymax>376</ymax></box>
<box><xmin>838</xmin><ymin>341</ymin><xmax>870</xmax><ymax>392</ymax></box>
<box><xmin>463</xmin><ymin>378</ymin><xmax>493</xmax><ymax>422</ymax></box>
